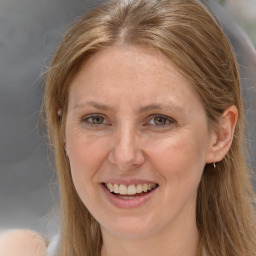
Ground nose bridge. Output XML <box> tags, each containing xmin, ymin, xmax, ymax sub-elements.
<box><xmin>109</xmin><ymin>121</ymin><xmax>144</xmax><ymax>170</ymax></box>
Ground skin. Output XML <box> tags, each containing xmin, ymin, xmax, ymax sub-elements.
<box><xmin>65</xmin><ymin>46</ymin><xmax>237</xmax><ymax>256</ymax></box>
<box><xmin>0</xmin><ymin>230</ymin><xmax>47</xmax><ymax>256</ymax></box>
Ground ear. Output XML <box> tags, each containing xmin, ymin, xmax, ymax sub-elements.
<box><xmin>206</xmin><ymin>105</ymin><xmax>238</xmax><ymax>164</ymax></box>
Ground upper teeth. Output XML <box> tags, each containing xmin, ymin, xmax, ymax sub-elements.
<box><xmin>105</xmin><ymin>183</ymin><xmax>157</xmax><ymax>195</ymax></box>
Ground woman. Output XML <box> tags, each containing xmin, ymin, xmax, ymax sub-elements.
<box><xmin>43</xmin><ymin>0</ymin><xmax>256</xmax><ymax>255</ymax></box>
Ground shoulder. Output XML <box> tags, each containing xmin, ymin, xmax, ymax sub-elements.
<box><xmin>0</xmin><ymin>229</ymin><xmax>59</xmax><ymax>256</ymax></box>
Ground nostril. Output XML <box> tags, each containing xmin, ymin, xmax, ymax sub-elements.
<box><xmin>108</xmin><ymin>151</ymin><xmax>145</xmax><ymax>171</ymax></box>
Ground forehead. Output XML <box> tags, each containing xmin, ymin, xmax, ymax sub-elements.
<box><xmin>68</xmin><ymin>46</ymin><xmax>202</xmax><ymax>114</ymax></box>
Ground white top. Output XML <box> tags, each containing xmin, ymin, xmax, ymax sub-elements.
<box><xmin>47</xmin><ymin>234</ymin><xmax>60</xmax><ymax>256</ymax></box>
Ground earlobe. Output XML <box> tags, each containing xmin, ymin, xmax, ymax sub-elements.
<box><xmin>64</xmin><ymin>142</ymin><xmax>69</xmax><ymax>158</ymax></box>
<box><xmin>62</xmin><ymin>134</ymin><xmax>68</xmax><ymax>157</ymax></box>
<box><xmin>206</xmin><ymin>105</ymin><xmax>238</xmax><ymax>164</ymax></box>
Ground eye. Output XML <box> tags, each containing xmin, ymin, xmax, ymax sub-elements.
<box><xmin>147</xmin><ymin>115</ymin><xmax>175</xmax><ymax>127</ymax></box>
<box><xmin>82</xmin><ymin>115</ymin><xmax>108</xmax><ymax>126</ymax></box>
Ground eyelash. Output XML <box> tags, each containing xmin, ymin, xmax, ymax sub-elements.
<box><xmin>147</xmin><ymin>115</ymin><xmax>175</xmax><ymax>127</ymax></box>
<box><xmin>82</xmin><ymin>114</ymin><xmax>109</xmax><ymax>127</ymax></box>
<box><xmin>81</xmin><ymin>114</ymin><xmax>176</xmax><ymax>128</ymax></box>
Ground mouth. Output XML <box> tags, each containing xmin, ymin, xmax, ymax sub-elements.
<box><xmin>103</xmin><ymin>182</ymin><xmax>159</xmax><ymax>199</ymax></box>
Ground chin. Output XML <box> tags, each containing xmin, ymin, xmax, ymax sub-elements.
<box><xmin>101</xmin><ymin>216</ymin><xmax>157</xmax><ymax>240</ymax></box>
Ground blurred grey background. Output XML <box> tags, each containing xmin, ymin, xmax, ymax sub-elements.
<box><xmin>0</xmin><ymin>0</ymin><xmax>255</xmax><ymax>237</ymax></box>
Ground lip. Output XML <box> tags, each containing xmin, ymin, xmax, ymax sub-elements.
<box><xmin>100</xmin><ymin>183</ymin><xmax>158</xmax><ymax>209</ymax></box>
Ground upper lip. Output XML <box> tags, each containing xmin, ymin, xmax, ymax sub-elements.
<box><xmin>101</xmin><ymin>179</ymin><xmax>158</xmax><ymax>186</ymax></box>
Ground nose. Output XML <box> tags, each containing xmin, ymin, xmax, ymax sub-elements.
<box><xmin>108</xmin><ymin>124</ymin><xmax>145</xmax><ymax>171</ymax></box>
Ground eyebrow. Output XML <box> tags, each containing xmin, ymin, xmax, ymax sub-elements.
<box><xmin>73</xmin><ymin>101</ymin><xmax>184</xmax><ymax>113</ymax></box>
<box><xmin>138</xmin><ymin>103</ymin><xmax>184</xmax><ymax>113</ymax></box>
<box><xmin>73</xmin><ymin>101</ymin><xmax>112</xmax><ymax>111</ymax></box>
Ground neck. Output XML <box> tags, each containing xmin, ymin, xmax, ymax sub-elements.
<box><xmin>101</xmin><ymin>212</ymin><xmax>199</xmax><ymax>256</ymax></box>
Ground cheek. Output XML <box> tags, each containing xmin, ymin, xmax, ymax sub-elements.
<box><xmin>146</xmin><ymin>132</ymin><xmax>207</xmax><ymax>188</ymax></box>
<box><xmin>66</xmin><ymin>130</ymin><xmax>109</xmax><ymax>170</ymax></box>
<box><xmin>147</xmin><ymin>135</ymin><xmax>206</xmax><ymax>224</ymax></box>
<box><xmin>65</xmin><ymin>131</ymin><xmax>111</xmax><ymax>195</ymax></box>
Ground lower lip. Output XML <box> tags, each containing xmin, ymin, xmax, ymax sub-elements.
<box><xmin>101</xmin><ymin>183</ymin><xmax>158</xmax><ymax>209</ymax></box>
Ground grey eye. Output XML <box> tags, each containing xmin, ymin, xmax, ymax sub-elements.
<box><xmin>151</xmin><ymin>116</ymin><xmax>170</xmax><ymax>125</ymax></box>
<box><xmin>88</xmin><ymin>116</ymin><xmax>105</xmax><ymax>124</ymax></box>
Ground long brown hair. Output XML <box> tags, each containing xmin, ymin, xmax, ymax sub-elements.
<box><xmin>43</xmin><ymin>0</ymin><xmax>256</xmax><ymax>255</ymax></box>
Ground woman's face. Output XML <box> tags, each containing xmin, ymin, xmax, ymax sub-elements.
<box><xmin>65</xmin><ymin>46</ymin><xmax>215</xmax><ymax>239</ymax></box>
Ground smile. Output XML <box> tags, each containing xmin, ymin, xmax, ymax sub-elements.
<box><xmin>101</xmin><ymin>182</ymin><xmax>159</xmax><ymax>208</ymax></box>
<box><xmin>105</xmin><ymin>183</ymin><xmax>158</xmax><ymax>196</ymax></box>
